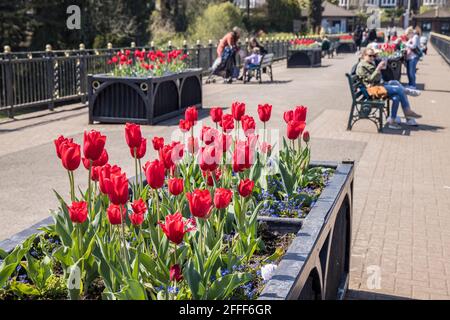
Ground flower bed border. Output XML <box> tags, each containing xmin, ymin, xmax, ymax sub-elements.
<box><xmin>87</xmin><ymin>68</ymin><xmax>202</xmax><ymax>125</ymax></box>
<box><xmin>287</xmin><ymin>48</ymin><xmax>322</xmax><ymax>68</ymax></box>
<box><xmin>258</xmin><ymin>160</ymin><xmax>354</xmax><ymax>300</ymax></box>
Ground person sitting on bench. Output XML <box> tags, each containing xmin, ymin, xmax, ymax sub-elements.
<box><xmin>356</xmin><ymin>48</ymin><xmax>422</xmax><ymax>130</ymax></box>
<box><xmin>240</xmin><ymin>47</ymin><xmax>262</xmax><ymax>81</ymax></box>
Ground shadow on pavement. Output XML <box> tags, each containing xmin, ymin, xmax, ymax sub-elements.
<box><xmin>382</xmin><ymin>123</ymin><xmax>445</xmax><ymax>136</ymax></box>
<box><xmin>346</xmin><ymin>289</ymin><xmax>413</xmax><ymax>300</ymax></box>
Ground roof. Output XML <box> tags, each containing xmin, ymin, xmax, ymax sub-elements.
<box><xmin>322</xmin><ymin>1</ymin><xmax>357</xmax><ymax>18</ymax></box>
<box><xmin>414</xmin><ymin>7</ymin><xmax>450</xmax><ymax>19</ymax></box>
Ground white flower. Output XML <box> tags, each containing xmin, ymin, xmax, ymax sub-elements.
<box><xmin>260</xmin><ymin>263</ymin><xmax>277</xmax><ymax>281</ymax></box>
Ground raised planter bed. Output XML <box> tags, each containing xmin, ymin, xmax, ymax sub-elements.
<box><xmin>335</xmin><ymin>42</ymin><xmax>357</xmax><ymax>54</ymax></box>
<box><xmin>258</xmin><ymin>161</ymin><xmax>354</xmax><ymax>300</ymax></box>
<box><xmin>380</xmin><ymin>56</ymin><xmax>403</xmax><ymax>82</ymax></box>
<box><xmin>287</xmin><ymin>49</ymin><xmax>322</xmax><ymax>68</ymax></box>
<box><xmin>88</xmin><ymin>68</ymin><xmax>202</xmax><ymax>125</ymax></box>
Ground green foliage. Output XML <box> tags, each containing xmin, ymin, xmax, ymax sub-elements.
<box><xmin>266</xmin><ymin>0</ymin><xmax>302</xmax><ymax>32</ymax></box>
<box><xmin>188</xmin><ymin>2</ymin><xmax>245</xmax><ymax>43</ymax></box>
<box><xmin>308</xmin><ymin>0</ymin><xmax>323</xmax><ymax>34</ymax></box>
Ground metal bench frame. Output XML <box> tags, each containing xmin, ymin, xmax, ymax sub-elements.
<box><xmin>345</xmin><ymin>73</ymin><xmax>390</xmax><ymax>132</ymax></box>
<box><xmin>243</xmin><ymin>53</ymin><xmax>274</xmax><ymax>84</ymax></box>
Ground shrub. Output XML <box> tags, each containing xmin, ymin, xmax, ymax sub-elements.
<box><xmin>188</xmin><ymin>2</ymin><xmax>245</xmax><ymax>42</ymax></box>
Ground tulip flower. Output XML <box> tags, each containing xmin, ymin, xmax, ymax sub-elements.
<box><xmin>241</xmin><ymin>115</ymin><xmax>256</xmax><ymax>136</ymax></box>
<box><xmin>303</xmin><ymin>130</ymin><xmax>310</xmax><ymax>143</ymax></box>
<box><xmin>287</xmin><ymin>120</ymin><xmax>306</xmax><ymax>140</ymax></box>
<box><xmin>144</xmin><ymin>159</ymin><xmax>165</xmax><ymax>189</ymax></box>
<box><xmin>283</xmin><ymin>110</ymin><xmax>293</xmax><ymax>123</ymax></box>
<box><xmin>257</xmin><ymin>103</ymin><xmax>272</xmax><ymax>122</ymax></box>
<box><xmin>170</xmin><ymin>264</ymin><xmax>183</xmax><ymax>282</ymax></box>
<box><xmin>60</xmin><ymin>141</ymin><xmax>81</xmax><ymax>171</ymax></box>
<box><xmin>187</xmin><ymin>136</ymin><xmax>199</xmax><ymax>154</ymax></box>
<box><xmin>179</xmin><ymin>119</ymin><xmax>192</xmax><ymax>132</ymax></box>
<box><xmin>199</xmin><ymin>145</ymin><xmax>221</xmax><ymax>172</ymax></box>
<box><xmin>232</xmin><ymin>140</ymin><xmax>253</xmax><ymax>172</ymax></box>
<box><xmin>203</xmin><ymin>169</ymin><xmax>221</xmax><ymax>187</ymax></box>
<box><xmin>152</xmin><ymin>137</ymin><xmax>164</xmax><ymax>151</ymax></box>
<box><xmin>201</xmin><ymin>126</ymin><xmax>219</xmax><ymax>145</ymax></box>
<box><xmin>231</xmin><ymin>101</ymin><xmax>245</xmax><ymax>121</ymax></box>
<box><xmin>130</xmin><ymin>199</ymin><xmax>147</xmax><ymax>226</ymax></box>
<box><xmin>214</xmin><ymin>188</ymin><xmax>233</xmax><ymax>209</ymax></box>
<box><xmin>186</xmin><ymin>189</ymin><xmax>212</xmax><ymax>219</ymax></box>
<box><xmin>158</xmin><ymin>212</ymin><xmax>195</xmax><ymax>245</ymax></box>
<box><xmin>54</xmin><ymin>135</ymin><xmax>73</xmax><ymax>159</ymax></box>
<box><xmin>210</xmin><ymin>107</ymin><xmax>223</xmax><ymax>123</ymax></box>
<box><xmin>107</xmin><ymin>204</ymin><xmax>125</xmax><ymax>225</ymax></box>
<box><xmin>185</xmin><ymin>106</ymin><xmax>198</xmax><ymax>124</ymax></box>
<box><xmin>83</xmin><ymin>130</ymin><xmax>106</xmax><ymax>162</ymax></box>
<box><xmin>99</xmin><ymin>164</ymin><xmax>122</xmax><ymax>194</ymax></box>
<box><xmin>83</xmin><ymin>149</ymin><xmax>108</xmax><ymax>169</ymax></box>
<box><xmin>125</xmin><ymin>123</ymin><xmax>142</xmax><ymax>149</ymax></box>
<box><xmin>104</xmin><ymin>172</ymin><xmax>129</xmax><ymax>205</ymax></box>
<box><xmin>220</xmin><ymin>114</ymin><xmax>235</xmax><ymax>133</ymax></box>
<box><xmin>294</xmin><ymin>106</ymin><xmax>307</xmax><ymax>122</ymax></box>
<box><xmin>68</xmin><ymin>201</ymin><xmax>88</xmax><ymax>224</ymax></box>
<box><xmin>168</xmin><ymin>178</ymin><xmax>184</xmax><ymax>196</ymax></box>
<box><xmin>159</xmin><ymin>144</ymin><xmax>175</xmax><ymax>170</ymax></box>
<box><xmin>238</xmin><ymin>179</ymin><xmax>255</xmax><ymax>198</ymax></box>
<box><xmin>216</xmin><ymin>133</ymin><xmax>232</xmax><ymax>153</ymax></box>
<box><xmin>130</xmin><ymin>138</ymin><xmax>146</xmax><ymax>159</ymax></box>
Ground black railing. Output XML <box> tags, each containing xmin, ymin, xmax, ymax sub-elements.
<box><xmin>430</xmin><ymin>32</ymin><xmax>450</xmax><ymax>65</ymax></box>
<box><xmin>0</xmin><ymin>39</ymin><xmax>293</xmax><ymax>117</ymax></box>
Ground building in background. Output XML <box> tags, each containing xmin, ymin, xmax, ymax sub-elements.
<box><xmin>413</xmin><ymin>6</ymin><xmax>450</xmax><ymax>34</ymax></box>
<box><xmin>338</xmin><ymin>0</ymin><xmax>448</xmax><ymax>10</ymax></box>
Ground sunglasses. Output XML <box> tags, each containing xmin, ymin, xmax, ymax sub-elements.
<box><xmin>367</xmin><ymin>54</ymin><xmax>376</xmax><ymax>58</ymax></box>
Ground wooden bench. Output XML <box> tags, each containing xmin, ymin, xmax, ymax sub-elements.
<box><xmin>243</xmin><ymin>53</ymin><xmax>274</xmax><ymax>84</ymax></box>
<box><xmin>345</xmin><ymin>73</ymin><xmax>390</xmax><ymax>132</ymax></box>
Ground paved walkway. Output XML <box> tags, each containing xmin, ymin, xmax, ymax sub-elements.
<box><xmin>0</xmin><ymin>45</ymin><xmax>449</xmax><ymax>299</ymax></box>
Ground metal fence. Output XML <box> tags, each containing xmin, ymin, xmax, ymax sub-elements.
<box><xmin>0</xmin><ymin>39</ymin><xmax>292</xmax><ymax>117</ymax></box>
<box><xmin>430</xmin><ymin>32</ymin><xmax>450</xmax><ymax>66</ymax></box>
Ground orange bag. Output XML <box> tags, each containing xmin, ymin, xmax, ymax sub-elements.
<box><xmin>367</xmin><ymin>85</ymin><xmax>388</xmax><ymax>99</ymax></box>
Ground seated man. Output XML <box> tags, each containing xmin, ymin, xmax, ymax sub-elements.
<box><xmin>356</xmin><ymin>48</ymin><xmax>422</xmax><ymax>129</ymax></box>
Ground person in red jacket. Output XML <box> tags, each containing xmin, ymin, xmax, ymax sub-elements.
<box><xmin>217</xmin><ymin>26</ymin><xmax>241</xmax><ymax>58</ymax></box>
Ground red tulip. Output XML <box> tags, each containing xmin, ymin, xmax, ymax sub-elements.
<box><xmin>201</xmin><ymin>126</ymin><xmax>219</xmax><ymax>145</ymax></box>
<box><xmin>54</xmin><ymin>135</ymin><xmax>73</xmax><ymax>159</ymax></box>
<box><xmin>60</xmin><ymin>141</ymin><xmax>81</xmax><ymax>171</ymax></box>
<box><xmin>185</xmin><ymin>106</ymin><xmax>198</xmax><ymax>124</ymax></box>
<box><xmin>203</xmin><ymin>169</ymin><xmax>221</xmax><ymax>187</ymax></box>
<box><xmin>186</xmin><ymin>189</ymin><xmax>212</xmax><ymax>219</ymax></box>
<box><xmin>130</xmin><ymin>199</ymin><xmax>146</xmax><ymax>226</ymax></box>
<box><xmin>216</xmin><ymin>133</ymin><xmax>232</xmax><ymax>153</ymax></box>
<box><xmin>83</xmin><ymin>130</ymin><xmax>106</xmax><ymax>162</ymax></box>
<box><xmin>158</xmin><ymin>212</ymin><xmax>195</xmax><ymax>245</ymax></box>
<box><xmin>104</xmin><ymin>172</ymin><xmax>129</xmax><ymax>205</ymax></box>
<box><xmin>91</xmin><ymin>166</ymin><xmax>102</xmax><ymax>182</ymax></box>
<box><xmin>294</xmin><ymin>106</ymin><xmax>307</xmax><ymax>122</ymax></box>
<box><xmin>107</xmin><ymin>204</ymin><xmax>125</xmax><ymax>225</ymax></box>
<box><xmin>283</xmin><ymin>110</ymin><xmax>293</xmax><ymax>123</ymax></box>
<box><xmin>231</xmin><ymin>101</ymin><xmax>246</xmax><ymax>121</ymax></box>
<box><xmin>179</xmin><ymin>119</ymin><xmax>192</xmax><ymax>132</ymax></box>
<box><xmin>170</xmin><ymin>264</ymin><xmax>183</xmax><ymax>282</ymax></box>
<box><xmin>238</xmin><ymin>179</ymin><xmax>255</xmax><ymax>198</ymax></box>
<box><xmin>159</xmin><ymin>144</ymin><xmax>175</xmax><ymax>170</ymax></box>
<box><xmin>152</xmin><ymin>137</ymin><xmax>164</xmax><ymax>151</ymax></box>
<box><xmin>130</xmin><ymin>138</ymin><xmax>146</xmax><ymax>159</ymax></box>
<box><xmin>125</xmin><ymin>123</ymin><xmax>142</xmax><ymax>149</ymax></box>
<box><xmin>287</xmin><ymin>120</ymin><xmax>306</xmax><ymax>140</ymax></box>
<box><xmin>99</xmin><ymin>164</ymin><xmax>122</xmax><ymax>194</ymax></box>
<box><xmin>214</xmin><ymin>188</ymin><xmax>233</xmax><ymax>209</ymax></box>
<box><xmin>144</xmin><ymin>159</ymin><xmax>165</xmax><ymax>189</ymax></box>
<box><xmin>258</xmin><ymin>104</ymin><xmax>272</xmax><ymax>122</ymax></box>
<box><xmin>303</xmin><ymin>130</ymin><xmax>310</xmax><ymax>143</ymax></box>
<box><xmin>83</xmin><ymin>149</ymin><xmax>108</xmax><ymax>169</ymax></box>
<box><xmin>220</xmin><ymin>114</ymin><xmax>235</xmax><ymax>133</ymax></box>
<box><xmin>187</xmin><ymin>136</ymin><xmax>199</xmax><ymax>154</ymax></box>
<box><xmin>68</xmin><ymin>201</ymin><xmax>88</xmax><ymax>224</ymax></box>
<box><xmin>241</xmin><ymin>115</ymin><xmax>256</xmax><ymax>136</ymax></box>
<box><xmin>168</xmin><ymin>178</ymin><xmax>184</xmax><ymax>196</ymax></box>
<box><xmin>199</xmin><ymin>145</ymin><xmax>221</xmax><ymax>172</ymax></box>
<box><xmin>210</xmin><ymin>107</ymin><xmax>223</xmax><ymax>123</ymax></box>
<box><xmin>232</xmin><ymin>140</ymin><xmax>254</xmax><ymax>172</ymax></box>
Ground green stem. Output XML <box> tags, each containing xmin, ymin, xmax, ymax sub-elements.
<box><xmin>138</xmin><ymin>158</ymin><xmax>143</xmax><ymax>196</ymax></box>
<box><xmin>88</xmin><ymin>160</ymin><xmax>92</xmax><ymax>219</ymax></box>
<box><xmin>120</xmin><ymin>204</ymin><xmax>129</xmax><ymax>267</ymax></box>
<box><xmin>134</xmin><ymin>148</ymin><xmax>139</xmax><ymax>198</ymax></box>
<box><xmin>68</xmin><ymin>170</ymin><xmax>75</xmax><ymax>202</ymax></box>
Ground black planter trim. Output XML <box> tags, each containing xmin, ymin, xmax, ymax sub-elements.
<box><xmin>88</xmin><ymin>69</ymin><xmax>202</xmax><ymax>125</ymax></box>
<box><xmin>287</xmin><ymin>49</ymin><xmax>322</xmax><ymax>68</ymax></box>
<box><xmin>258</xmin><ymin>161</ymin><xmax>354</xmax><ymax>300</ymax></box>
<box><xmin>335</xmin><ymin>42</ymin><xmax>357</xmax><ymax>54</ymax></box>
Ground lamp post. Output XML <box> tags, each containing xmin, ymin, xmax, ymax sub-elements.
<box><xmin>403</xmin><ymin>0</ymin><xmax>411</xmax><ymax>30</ymax></box>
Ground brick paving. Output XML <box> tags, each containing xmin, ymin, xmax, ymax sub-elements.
<box><xmin>0</xmin><ymin>44</ymin><xmax>449</xmax><ymax>299</ymax></box>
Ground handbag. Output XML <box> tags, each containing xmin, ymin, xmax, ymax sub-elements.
<box><xmin>366</xmin><ymin>85</ymin><xmax>388</xmax><ymax>99</ymax></box>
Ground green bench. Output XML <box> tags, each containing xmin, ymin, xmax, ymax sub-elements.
<box><xmin>243</xmin><ymin>53</ymin><xmax>274</xmax><ymax>84</ymax></box>
<box><xmin>345</xmin><ymin>73</ymin><xmax>390</xmax><ymax>132</ymax></box>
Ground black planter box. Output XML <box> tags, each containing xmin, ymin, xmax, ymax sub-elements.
<box><xmin>287</xmin><ymin>49</ymin><xmax>322</xmax><ymax>68</ymax></box>
<box><xmin>336</xmin><ymin>42</ymin><xmax>357</xmax><ymax>54</ymax></box>
<box><xmin>381</xmin><ymin>57</ymin><xmax>403</xmax><ymax>82</ymax></box>
<box><xmin>87</xmin><ymin>69</ymin><xmax>202</xmax><ymax>125</ymax></box>
<box><xmin>258</xmin><ymin>161</ymin><xmax>354</xmax><ymax>300</ymax></box>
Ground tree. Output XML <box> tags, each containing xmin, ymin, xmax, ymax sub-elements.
<box><xmin>267</xmin><ymin>0</ymin><xmax>302</xmax><ymax>32</ymax></box>
<box><xmin>308</xmin><ymin>0</ymin><xmax>323</xmax><ymax>34</ymax></box>
<box><xmin>0</xmin><ymin>0</ymin><xmax>30</xmax><ymax>50</ymax></box>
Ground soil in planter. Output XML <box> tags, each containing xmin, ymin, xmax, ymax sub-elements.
<box><xmin>231</xmin><ymin>225</ymin><xmax>296</xmax><ymax>300</ymax></box>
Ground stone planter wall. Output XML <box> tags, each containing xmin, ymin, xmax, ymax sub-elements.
<box><xmin>287</xmin><ymin>49</ymin><xmax>322</xmax><ymax>68</ymax></box>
